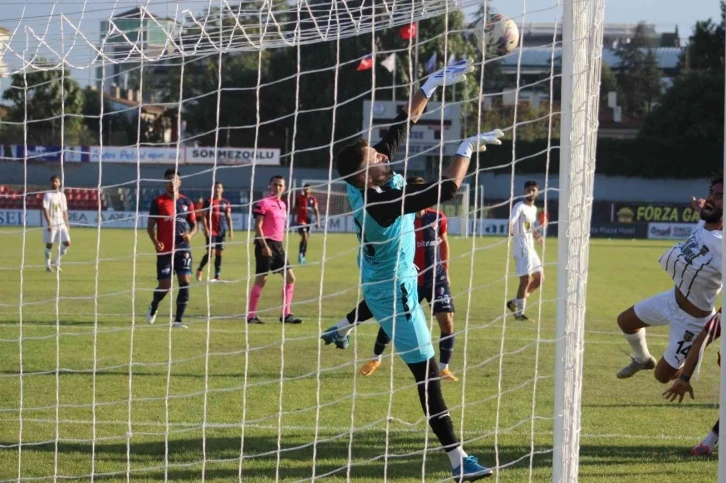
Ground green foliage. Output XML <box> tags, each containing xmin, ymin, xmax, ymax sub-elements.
<box><xmin>614</xmin><ymin>22</ymin><xmax>662</xmax><ymax>117</ymax></box>
<box><xmin>80</xmin><ymin>87</ymin><xmax>168</xmax><ymax>146</ymax></box>
<box><xmin>679</xmin><ymin>1</ymin><xmax>725</xmax><ymax>73</ymax></box>
<box><xmin>479</xmin><ymin>103</ymin><xmax>560</xmax><ymax>143</ymax></box>
<box><xmin>599</xmin><ymin>62</ymin><xmax>618</xmax><ymax>106</ymax></box>
<box><xmin>638</xmin><ymin>70</ymin><xmax>724</xmax><ymax>177</ymax></box>
<box><xmin>2</xmin><ymin>65</ymin><xmax>93</xmax><ymax>145</ymax></box>
<box><xmin>158</xmin><ymin>3</ymin><xmax>499</xmax><ymax>166</ymax></box>
<box><xmin>639</xmin><ymin>1</ymin><xmax>725</xmax><ymax>178</ymax></box>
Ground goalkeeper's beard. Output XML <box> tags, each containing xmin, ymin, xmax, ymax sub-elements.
<box><xmin>372</xmin><ymin>165</ymin><xmax>393</xmax><ymax>186</ymax></box>
<box><xmin>700</xmin><ymin>206</ymin><xmax>722</xmax><ymax>223</ymax></box>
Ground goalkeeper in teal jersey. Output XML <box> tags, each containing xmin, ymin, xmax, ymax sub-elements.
<box><xmin>324</xmin><ymin>58</ymin><xmax>503</xmax><ymax>481</ymax></box>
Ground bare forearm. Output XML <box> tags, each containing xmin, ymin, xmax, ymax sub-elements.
<box><xmin>405</xmin><ymin>90</ymin><xmax>429</xmax><ymax>123</ymax></box>
<box><xmin>254</xmin><ymin>223</ymin><xmax>267</xmax><ymax>246</ymax></box>
<box><xmin>442</xmin><ymin>156</ymin><xmax>471</xmax><ymax>188</ymax></box>
<box><xmin>682</xmin><ymin>333</ymin><xmax>711</xmax><ymax>377</ymax></box>
<box><xmin>147</xmin><ymin>224</ymin><xmax>157</xmax><ymax>244</ymax></box>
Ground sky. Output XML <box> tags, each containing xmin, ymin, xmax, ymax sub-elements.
<box><xmin>0</xmin><ymin>0</ymin><xmax>722</xmax><ymax>88</ymax></box>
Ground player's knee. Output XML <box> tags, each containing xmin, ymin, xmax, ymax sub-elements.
<box><xmin>63</xmin><ymin>242</ymin><xmax>71</xmax><ymax>248</ymax></box>
<box><xmin>46</xmin><ymin>243</ymin><xmax>52</xmax><ymax>249</ymax></box>
<box><xmin>285</xmin><ymin>270</ymin><xmax>295</xmax><ymax>284</ymax></box>
<box><xmin>519</xmin><ymin>276</ymin><xmax>530</xmax><ymax>287</ymax></box>
<box><xmin>158</xmin><ymin>280</ymin><xmax>172</xmax><ymax>290</ymax></box>
<box><xmin>254</xmin><ymin>275</ymin><xmax>267</xmax><ymax>287</ymax></box>
<box><xmin>617</xmin><ymin>308</ymin><xmax>641</xmax><ymax>332</ymax></box>
<box><xmin>654</xmin><ymin>370</ymin><xmax>671</xmax><ymax>384</ymax></box>
<box><xmin>437</xmin><ymin>313</ymin><xmax>454</xmax><ymax>333</ymax></box>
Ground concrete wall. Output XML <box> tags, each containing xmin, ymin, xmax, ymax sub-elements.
<box><xmin>1</xmin><ymin>160</ymin><xmax>713</xmax><ymax>203</ymax></box>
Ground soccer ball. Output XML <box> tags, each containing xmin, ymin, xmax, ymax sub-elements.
<box><xmin>474</xmin><ymin>13</ymin><xmax>520</xmax><ymax>57</ymax></box>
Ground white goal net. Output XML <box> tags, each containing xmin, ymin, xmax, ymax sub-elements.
<box><xmin>0</xmin><ymin>0</ymin><xmax>604</xmax><ymax>481</ymax></box>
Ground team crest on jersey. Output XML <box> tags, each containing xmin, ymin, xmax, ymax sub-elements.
<box><xmin>681</xmin><ymin>237</ymin><xmax>709</xmax><ymax>264</ymax></box>
<box><xmin>683</xmin><ymin>331</ymin><xmax>694</xmax><ymax>342</ymax></box>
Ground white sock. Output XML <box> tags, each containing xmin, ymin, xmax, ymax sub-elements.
<box><xmin>55</xmin><ymin>245</ymin><xmax>68</xmax><ymax>266</ymax></box>
<box><xmin>334</xmin><ymin>317</ymin><xmax>355</xmax><ymax>338</ymax></box>
<box><xmin>515</xmin><ymin>298</ymin><xmax>525</xmax><ymax>317</ymax></box>
<box><xmin>703</xmin><ymin>431</ymin><xmax>719</xmax><ymax>448</ymax></box>
<box><xmin>439</xmin><ymin>362</ymin><xmax>448</xmax><ymax>372</ymax></box>
<box><xmin>44</xmin><ymin>247</ymin><xmax>51</xmax><ymax>267</ymax></box>
<box><xmin>371</xmin><ymin>353</ymin><xmax>382</xmax><ymax>362</ymax></box>
<box><xmin>447</xmin><ymin>446</ymin><xmax>468</xmax><ymax>469</ymax></box>
<box><xmin>624</xmin><ymin>330</ymin><xmax>651</xmax><ymax>363</ymax></box>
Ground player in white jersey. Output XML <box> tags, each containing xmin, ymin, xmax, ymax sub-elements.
<box><xmin>42</xmin><ymin>175</ymin><xmax>71</xmax><ymax>272</ymax></box>
<box><xmin>616</xmin><ymin>176</ymin><xmax>723</xmax><ymax>383</ymax></box>
<box><xmin>506</xmin><ymin>180</ymin><xmax>543</xmax><ymax>320</ymax></box>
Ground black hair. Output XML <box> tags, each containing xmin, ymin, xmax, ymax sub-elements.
<box><xmin>336</xmin><ymin>138</ymin><xmax>369</xmax><ymax>186</ymax></box>
<box><xmin>50</xmin><ymin>175</ymin><xmax>60</xmax><ymax>183</ymax></box>
<box><xmin>407</xmin><ymin>176</ymin><xmax>425</xmax><ymax>185</ymax></box>
<box><xmin>269</xmin><ymin>175</ymin><xmax>285</xmax><ymax>184</ymax></box>
<box><xmin>711</xmin><ymin>175</ymin><xmax>723</xmax><ymax>188</ymax></box>
<box><xmin>164</xmin><ymin>168</ymin><xmax>178</xmax><ymax>178</ymax></box>
<box><xmin>524</xmin><ymin>180</ymin><xmax>539</xmax><ymax>190</ymax></box>
<box><xmin>303</xmin><ymin>183</ymin><xmax>311</xmax><ymax>188</ymax></box>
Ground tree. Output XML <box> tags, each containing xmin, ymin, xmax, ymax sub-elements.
<box><xmin>679</xmin><ymin>1</ymin><xmax>725</xmax><ymax>73</ymax></box>
<box><xmin>2</xmin><ymin>65</ymin><xmax>93</xmax><ymax>145</ymax></box>
<box><xmin>599</xmin><ymin>62</ymin><xmax>618</xmax><ymax>107</ymax></box>
<box><xmin>638</xmin><ymin>70</ymin><xmax>724</xmax><ymax>176</ymax></box>
<box><xmin>170</xmin><ymin>1</ymin><xmax>490</xmax><ymax>166</ymax></box>
<box><xmin>639</xmin><ymin>1</ymin><xmax>726</xmax><ymax>177</ymax></box>
<box><xmin>614</xmin><ymin>21</ymin><xmax>662</xmax><ymax>117</ymax></box>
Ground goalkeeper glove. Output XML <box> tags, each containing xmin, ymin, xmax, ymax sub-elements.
<box><xmin>421</xmin><ymin>58</ymin><xmax>475</xmax><ymax>99</ymax></box>
<box><xmin>456</xmin><ymin>130</ymin><xmax>505</xmax><ymax>159</ymax></box>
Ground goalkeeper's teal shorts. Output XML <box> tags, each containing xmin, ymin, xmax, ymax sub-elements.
<box><xmin>363</xmin><ymin>277</ymin><xmax>435</xmax><ymax>364</ymax></box>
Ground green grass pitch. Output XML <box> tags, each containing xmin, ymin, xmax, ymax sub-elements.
<box><xmin>0</xmin><ymin>228</ymin><xmax>720</xmax><ymax>482</ymax></box>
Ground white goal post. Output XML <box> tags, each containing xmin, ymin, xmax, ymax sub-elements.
<box><xmin>0</xmin><ymin>0</ymin><xmax>607</xmax><ymax>481</ymax></box>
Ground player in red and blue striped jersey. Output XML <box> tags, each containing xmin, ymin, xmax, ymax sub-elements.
<box><xmin>294</xmin><ymin>184</ymin><xmax>320</xmax><ymax>264</ymax></box>
<box><xmin>196</xmin><ymin>182</ymin><xmax>234</xmax><ymax>282</ymax></box>
<box><xmin>146</xmin><ymin>169</ymin><xmax>197</xmax><ymax>329</ymax></box>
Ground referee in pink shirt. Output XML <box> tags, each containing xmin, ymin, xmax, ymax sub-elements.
<box><xmin>247</xmin><ymin>175</ymin><xmax>302</xmax><ymax>324</ymax></box>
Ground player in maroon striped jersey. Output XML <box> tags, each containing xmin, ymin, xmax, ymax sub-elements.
<box><xmin>196</xmin><ymin>182</ymin><xmax>234</xmax><ymax>282</ymax></box>
<box><xmin>146</xmin><ymin>169</ymin><xmax>197</xmax><ymax>328</ymax></box>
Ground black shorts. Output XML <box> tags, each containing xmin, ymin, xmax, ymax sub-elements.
<box><xmin>157</xmin><ymin>251</ymin><xmax>193</xmax><ymax>280</ymax></box>
<box><xmin>297</xmin><ymin>226</ymin><xmax>311</xmax><ymax>235</ymax></box>
<box><xmin>418</xmin><ymin>281</ymin><xmax>454</xmax><ymax>314</ymax></box>
<box><xmin>255</xmin><ymin>240</ymin><xmax>289</xmax><ymax>275</ymax></box>
<box><xmin>206</xmin><ymin>235</ymin><xmax>226</xmax><ymax>251</ymax></box>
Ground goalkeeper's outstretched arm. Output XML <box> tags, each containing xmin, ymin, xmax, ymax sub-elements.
<box><xmin>364</xmin><ymin>130</ymin><xmax>504</xmax><ymax>228</ymax></box>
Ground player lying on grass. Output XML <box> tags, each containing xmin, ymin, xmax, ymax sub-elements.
<box><xmin>327</xmin><ymin>58</ymin><xmax>503</xmax><ymax>481</ymax></box>
<box><xmin>324</xmin><ymin>176</ymin><xmax>459</xmax><ymax>382</ymax></box>
<box><xmin>616</xmin><ymin>176</ymin><xmax>723</xmax><ymax>383</ymax></box>
<box><xmin>663</xmin><ymin>309</ymin><xmax>721</xmax><ymax>456</ymax></box>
